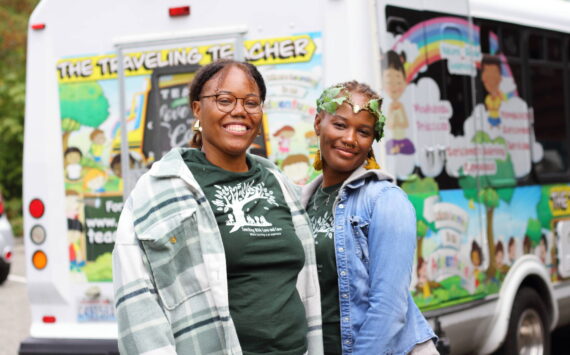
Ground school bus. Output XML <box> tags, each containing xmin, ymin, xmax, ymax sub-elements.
<box><xmin>21</xmin><ymin>0</ymin><xmax>570</xmax><ymax>353</ymax></box>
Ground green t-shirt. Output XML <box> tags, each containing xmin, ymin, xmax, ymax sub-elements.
<box><xmin>183</xmin><ymin>150</ymin><xmax>307</xmax><ymax>355</ymax></box>
<box><xmin>307</xmin><ymin>183</ymin><xmax>342</xmax><ymax>355</ymax></box>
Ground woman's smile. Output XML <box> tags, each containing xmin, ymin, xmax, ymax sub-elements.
<box><xmin>223</xmin><ymin>122</ymin><xmax>250</xmax><ymax>135</ymax></box>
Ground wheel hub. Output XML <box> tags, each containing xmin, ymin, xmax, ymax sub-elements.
<box><xmin>517</xmin><ymin>308</ymin><xmax>544</xmax><ymax>355</ymax></box>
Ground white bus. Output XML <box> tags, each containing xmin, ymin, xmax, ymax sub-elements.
<box><xmin>21</xmin><ymin>0</ymin><xmax>570</xmax><ymax>353</ymax></box>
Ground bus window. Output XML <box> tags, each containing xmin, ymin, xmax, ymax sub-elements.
<box><xmin>501</xmin><ymin>27</ymin><xmax>520</xmax><ymax>57</ymax></box>
<box><xmin>530</xmin><ymin>65</ymin><xmax>568</xmax><ymax>175</ymax></box>
<box><xmin>528</xmin><ymin>34</ymin><xmax>544</xmax><ymax>60</ymax></box>
<box><xmin>547</xmin><ymin>37</ymin><xmax>562</xmax><ymax>62</ymax></box>
<box><xmin>480</xmin><ymin>24</ymin><xmax>498</xmax><ymax>54</ymax></box>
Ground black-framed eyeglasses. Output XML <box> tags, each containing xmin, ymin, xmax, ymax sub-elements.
<box><xmin>199</xmin><ymin>93</ymin><xmax>263</xmax><ymax>114</ymax></box>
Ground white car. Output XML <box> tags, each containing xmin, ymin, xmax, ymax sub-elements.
<box><xmin>0</xmin><ymin>192</ymin><xmax>14</xmax><ymax>284</ymax></box>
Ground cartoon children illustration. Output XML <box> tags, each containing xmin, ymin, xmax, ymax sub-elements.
<box><xmin>494</xmin><ymin>241</ymin><xmax>510</xmax><ymax>280</ymax></box>
<box><xmin>481</xmin><ymin>55</ymin><xmax>507</xmax><ymax>128</ymax></box>
<box><xmin>68</xmin><ymin>215</ymin><xmax>86</xmax><ymax>272</ymax></box>
<box><xmin>273</xmin><ymin>125</ymin><xmax>295</xmax><ymax>159</ymax></box>
<box><xmin>523</xmin><ymin>235</ymin><xmax>532</xmax><ymax>254</ymax></box>
<box><xmin>89</xmin><ymin>129</ymin><xmax>106</xmax><ymax>163</ymax></box>
<box><xmin>83</xmin><ymin>169</ymin><xmax>108</xmax><ymax>193</ymax></box>
<box><xmin>507</xmin><ymin>237</ymin><xmax>517</xmax><ymax>264</ymax></box>
<box><xmin>304</xmin><ymin>130</ymin><xmax>319</xmax><ymax>161</ymax></box>
<box><xmin>382</xmin><ymin>50</ymin><xmax>415</xmax><ymax>155</ymax></box>
<box><xmin>471</xmin><ymin>240</ymin><xmax>484</xmax><ymax>288</ymax></box>
<box><xmin>415</xmin><ymin>257</ymin><xmax>441</xmax><ymax>298</ymax></box>
<box><xmin>281</xmin><ymin>154</ymin><xmax>311</xmax><ymax>185</ymax></box>
<box><xmin>536</xmin><ymin>234</ymin><xmax>548</xmax><ymax>264</ymax></box>
<box><xmin>64</xmin><ymin>147</ymin><xmax>83</xmax><ymax>181</ymax></box>
<box><xmin>65</xmin><ymin>190</ymin><xmax>82</xmax><ymax>220</ymax></box>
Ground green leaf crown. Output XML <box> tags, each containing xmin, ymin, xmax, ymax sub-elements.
<box><xmin>316</xmin><ymin>84</ymin><xmax>386</xmax><ymax>142</ymax></box>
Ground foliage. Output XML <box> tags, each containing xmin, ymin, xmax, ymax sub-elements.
<box><xmin>59</xmin><ymin>82</ymin><xmax>110</xmax><ymax>128</ymax></box>
<box><xmin>537</xmin><ymin>185</ymin><xmax>555</xmax><ymax>230</ymax></box>
<box><xmin>402</xmin><ymin>176</ymin><xmax>439</xmax><ymax>232</ymax></box>
<box><xmin>525</xmin><ymin>218</ymin><xmax>543</xmax><ymax>247</ymax></box>
<box><xmin>0</xmin><ymin>1</ymin><xmax>40</xmax><ymax>236</ymax></box>
<box><xmin>417</xmin><ymin>220</ymin><xmax>428</xmax><ymax>238</ymax></box>
<box><xmin>84</xmin><ymin>252</ymin><xmax>113</xmax><ymax>282</ymax></box>
<box><xmin>478</xmin><ymin>188</ymin><xmax>500</xmax><ymax>208</ymax></box>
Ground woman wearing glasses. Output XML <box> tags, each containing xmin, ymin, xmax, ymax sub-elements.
<box><xmin>113</xmin><ymin>59</ymin><xmax>323</xmax><ymax>355</ymax></box>
<box><xmin>302</xmin><ymin>81</ymin><xmax>437</xmax><ymax>354</ymax></box>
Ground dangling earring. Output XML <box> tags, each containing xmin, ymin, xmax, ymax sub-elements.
<box><xmin>192</xmin><ymin>120</ymin><xmax>202</xmax><ymax>132</ymax></box>
<box><xmin>313</xmin><ymin>149</ymin><xmax>323</xmax><ymax>171</ymax></box>
<box><xmin>364</xmin><ymin>149</ymin><xmax>380</xmax><ymax>170</ymax></box>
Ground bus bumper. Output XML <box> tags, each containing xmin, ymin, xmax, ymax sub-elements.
<box><xmin>19</xmin><ymin>337</ymin><xmax>119</xmax><ymax>355</ymax></box>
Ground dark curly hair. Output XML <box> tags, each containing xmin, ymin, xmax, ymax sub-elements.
<box><xmin>189</xmin><ymin>59</ymin><xmax>266</xmax><ymax>148</ymax></box>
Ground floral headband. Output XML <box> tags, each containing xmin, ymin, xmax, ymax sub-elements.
<box><xmin>316</xmin><ymin>85</ymin><xmax>386</xmax><ymax>142</ymax></box>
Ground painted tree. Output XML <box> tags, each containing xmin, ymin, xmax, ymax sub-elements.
<box><xmin>59</xmin><ymin>82</ymin><xmax>110</xmax><ymax>151</ymax></box>
<box><xmin>537</xmin><ymin>185</ymin><xmax>555</xmax><ymax>230</ymax></box>
<box><xmin>459</xmin><ymin>130</ymin><xmax>516</xmax><ymax>279</ymax></box>
<box><xmin>212</xmin><ymin>181</ymin><xmax>278</xmax><ymax>233</ymax></box>
<box><xmin>402</xmin><ymin>176</ymin><xmax>439</xmax><ymax>261</ymax></box>
<box><xmin>416</xmin><ymin>220</ymin><xmax>429</xmax><ymax>262</ymax></box>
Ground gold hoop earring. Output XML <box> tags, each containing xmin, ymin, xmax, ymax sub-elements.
<box><xmin>313</xmin><ymin>149</ymin><xmax>323</xmax><ymax>171</ymax></box>
<box><xmin>364</xmin><ymin>149</ymin><xmax>380</xmax><ymax>170</ymax></box>
<box><xmin>192</xmin><ymin>120</ymin><xmax>202</xmax><ymax>132</ymax></box>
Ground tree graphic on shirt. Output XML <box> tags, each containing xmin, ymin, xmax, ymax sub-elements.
<box><xmin>310</xmin><ymin>211</ymin><xmax>334</xmax><ymax>240</ymax></box>
<box><xmin>212</xmin><ymin>181</ymin><xmax>278</xmax><ymax>233</ymax></box>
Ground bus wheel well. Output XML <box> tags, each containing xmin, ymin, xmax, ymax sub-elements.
<box><xmin>518</xmin><ymin>274</ymin><xmax>553</xmax><ymax>325</ymax></box>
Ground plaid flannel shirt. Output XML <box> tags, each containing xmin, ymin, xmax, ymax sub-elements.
<box><xmin>113</xmin><ymin>148</ymin><xmax>323</xmax><ymax>355</ymax></box>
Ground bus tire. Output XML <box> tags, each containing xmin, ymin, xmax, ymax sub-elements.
<box><xmin>0</xmin><ymin>259</ymin><xmax>10</xmax><ymax>284</ymax></box>
<box><xmin>501</xmin><ymin>287</ymin><xmax>550</xmax><ymax>355</ymax></box>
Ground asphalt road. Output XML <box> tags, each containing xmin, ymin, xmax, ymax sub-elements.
<box><xmin>0</xmin><ymin>238</ymin><xmax>30</xmax><ymax>355</ymax></box>
<box><xmin>0</xmin><ymin>237</ymin><xmax>569</xmax><ymax>355</ymax></box>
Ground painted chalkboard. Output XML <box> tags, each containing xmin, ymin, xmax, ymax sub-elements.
<box><xmin>142</xmin><ymin>64</ymin><xmax>270</xmax><ymax>161</ymax></box>
<box><xmin>142</xmin><ymin>65</ymin><xmax>199</xmax><ymax>161</ymax></box>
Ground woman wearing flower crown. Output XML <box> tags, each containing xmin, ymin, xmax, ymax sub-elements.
<box><xmin>302</xmin><ymin>81</ymin><xmax>438</xmax><ymax>354</ymax></box>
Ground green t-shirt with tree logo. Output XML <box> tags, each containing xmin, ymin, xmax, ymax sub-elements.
<box><xmin>183</xmin><ymin>149</ymin><xmax>307</xmax><ymax>355</ymax></box>
<box><xmin>307</xmin><ymin>183</ymin><xmax>342</xmax><ymax>355</ymax></box>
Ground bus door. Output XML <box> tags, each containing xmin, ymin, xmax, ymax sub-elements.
<box><xmin>113</xmin><ymin>28</ymin><xmax>250</xmax><ymax>199</ymax></box>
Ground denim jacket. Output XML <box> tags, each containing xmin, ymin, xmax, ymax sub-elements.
<box><xmin>302</xmin><ymin>167</ymin><xmax>436</xmax><ymax>355</ymax></box>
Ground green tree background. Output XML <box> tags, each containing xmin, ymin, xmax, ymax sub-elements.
<box><xmin>0</xmin><ymin>0</ymin><xmax>40</xmax><ymax>235</ymax></box>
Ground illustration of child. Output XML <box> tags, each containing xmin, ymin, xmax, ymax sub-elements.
<box><xmin>83</xmin><ymin>169</ymin><xmax>108</xmax><ymax>193</ymax></box>
<box><xmin>494</xmin><ymin>241</ymin><xmax>509</xmax><ymax>280</ymax></box>
<box><xmin>281</xmin><ymin>154</ymin><xmax>311</xmax><ymax>185</ymax></box>
<box><xmin>64</xmin><ymin>147</ymin><xmax>83</xmax><ymax>181</ymax></box>
<box><xmin>415</xmin><ymin>257</ymin><xmax>441</xmax><ymax>298</ymax></box>
<box><xmin>68</xmin><ymin>216</ymin><xmax>86</xmax><ymax>272</ymax></box>
<box><xmin>481</xmin><ymin>55</ymin><xmax>507</xmax><ymax>128</ymax></box>
<box><xmin>304</xmin><ymin>130</ymin><xmax>319</xmax><ymax>161</ymax></box>
<box><xmin>507</xmin><ymin>237</ymin><xmax>517</xmax><ymax>264</ymax></box>
<box><xmin>382</xmin><ymin>50</ymin><xmax>415</xmax><ymax>155</ymax></box>
<box><xmin>471</xmin><ymin>240</ymin><xmax>484</xmax><ymax>288</ymax></box>
<box><xmin>89</xmin><ymin>129</ymin><xmax>106</xmax><ymax>163</ymax></box>
<box><xmin>536</xmin><ymin>234</ymin><xmax>547</xmax><ymax>264</ymax></box>
<box><xmin>523</xmin><ymin>235</ymin><xmax>532</xmax><ymax>254</ymax></box>
<box><xmin>273</xmin><ymin>125</ymin><xmax>295</xmax><ymax>158</ymax></box>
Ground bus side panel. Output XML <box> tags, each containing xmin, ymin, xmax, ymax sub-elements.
<box><xmin>377</xmin><ymin>2</ymin><xmax>570</xmax><ymax>352</ymax></box>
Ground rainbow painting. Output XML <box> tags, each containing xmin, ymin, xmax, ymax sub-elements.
<box><xmin>391</xmin><ymin>17</ymin><xmax>518</xmax><ymax>98</ymax></box>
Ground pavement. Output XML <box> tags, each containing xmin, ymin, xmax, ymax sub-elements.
<box><xmin>0</xmin><ymin>237</ymin><xmax>31</xmax><ymax>355</ymax></box>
